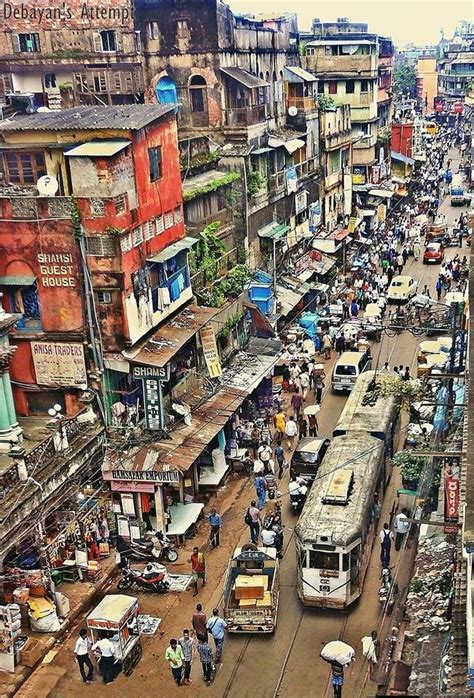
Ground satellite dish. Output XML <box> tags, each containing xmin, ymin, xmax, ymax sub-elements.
<box><xmin>288</xmin><ymin>106</ymin><xmax>298</xmax><ymax>117</ymax></box>
<box><xmin>37</xmin><ymin>175</ymin><xmax>58</xmax><ymax>196</ymax></box>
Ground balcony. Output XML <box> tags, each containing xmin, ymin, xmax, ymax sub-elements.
<box><xmin>305</xmin><ymin>53</ymin><xmax>377</xmax><ymax>77</ymax></box>
<box><xmin>286</xmin><ymin>95</ymin><xmax>317</xmax><ymax>114</ymax></box>
<box><xmin>151</xmin><ymin>266</ymin><xmax>191</xmax><ymax>313</ymax></box>
<box><xmin>324</xmin><ymin>170</ymin><xmax>343</xmax><ymax>190</ymax></box>
<box><xmin>266</xmin><ymin>155</ymin><xmax>320</xmax><ymax>195</ymax></box>
<box><xmin>224</xmin><ymin>104</ymin><xmax>268</xmax><ymax>127</ymax></box>
<box><xmin>323</xmin><ymin>129</ymin><xmax>352</xmax><ymax>151</ymax></box>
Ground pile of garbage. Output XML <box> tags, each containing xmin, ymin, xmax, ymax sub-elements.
<box><xmin>405</xmin><ymin>535</ymin><xmax>455</xmax><ymax>633</ymax></box>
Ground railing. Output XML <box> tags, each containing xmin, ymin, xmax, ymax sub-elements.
<box><xmin>324</xmin><ymin>171</ymin><xmax>343</xmax><ymax>189</ymax></box>
<box><xmin>286</xmin><ymin>95</ymin><xmax>317</xmax><ymax>113</ymax></box>
<box><xmin>324</xmin><ymin>130</ymin><xmax>352</xmax><ymax>150</ymax></box>
<box><xmin>266</xmin><ymin>155</ymin><xmax>320</xmax><ymax>194</ymax></box>
<box><xmin>224</xmin><ymin>104</ymin><xmax>268</xmax><ymax>127</ymax></box>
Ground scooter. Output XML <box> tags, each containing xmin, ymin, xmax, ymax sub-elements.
<box><xmin>265</xmin><ymin>473</ymin><xmax>277</xmax><ymax>500</ymax></box>
<box><xmin>379</xmin><ymin>567</ymin><xmax>398</xmax><ymax>614</ymax></box>
<box><xmin>290</xmin><ymin>491</ymin><xmax>306</xmax><ymax>514</ymax></box>
<box><xmin>121</xmin><ymin>533</ymin><xmax>179</xmax><ymax>563</ymax></box>
<box><xmin>117</xmin><ymin>561</ymin><xmax>170</xmax><ymax>593</ymax></box>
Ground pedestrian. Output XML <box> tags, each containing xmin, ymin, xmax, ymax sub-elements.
<box><xmin>189</xmin><ymin>546</ymin><xmax>206</xmax><ymax>597</ymax></box>
<box><xmin>245</xmin><ymin>500</ymin><xmax>261</xmax><ymax>543</ymax></box>
<box><xmin>165</xmin><ymin>638</ymin><xmax>184</xmax><ymax>686</ymax></box>
<box><xmin>253</xmin><ymin>455</ymin><xmax>265</xmax><ymax>476</ymax></box>
<box><xmin>206</xmin><ymin>609</ymin><xmax>227</xmax><ymax>664</ymax></box>
<box><xmin>273</xmin><ymin>409</ymin><xmax>286</xmax><ymax>439</ymax></box>
<box><xmin>258</xmin><ymin>442</ymin><xmax>273</xmax><ymax>473</ymax></box>
<box><xmin>250</xmin><ymin>424</ymin><xmax>260</xmax><ymax>458</ymax></box>
<box><xmin>289</xmin><ymin>361</ymin><xmax>301</xmax><ymax>390</ymax></box>
<box><xmin>413</xmin><ymin>240</ymin><xmax>421</xmax><ymax>261</ymax></box>
<box><xmin>402</xmin><ymin>366</ymin><xmax>410</xmax><ymax>381</ymax></box>
<box><xmin>422</xmin><ymin>284</ymin><xmax>431</xmax><ymax>298</ymax></box>
<box><xmin>274</xmin><ymin>440</ymin><xmax>285</xmax><ymax>479</ymax></box>
<box><xmin>350</xmin><ymin>300</ymin><xmax>359</xmax><ymax>318</ymax></box>
<box><xmin>178</xmin><ymin>629</ymin><xmax>195</xmax><ymax>685</ymax></box>
<box><xmin>299</xmin><ymin>369</ymin><xmax>310</xmax><ymax>401</ymax></box>
<box><xmin>335</xmin><ymin>334</ymin><xmax>345</xmax><ymax>356</ymax></box>
<box><xmin>361</xmin><ymin>630</ymin><xmax>379</xmax><ymax>678</ymax></box>
<box><xmin>394</xmin><ymin>508</ymin><xmax>410</xmax><ymax>551</ymax></box>
<box><xmin>74</xmin><ymin>628</ymin><xmax>94</xmax><ymax>684</ymax></box>
<box><xmin>281</xmin><ymin>363</ymin><xmax>291</xmax><ymax>391</ymax></box>
<box><xmin>285</xmin><ymin>415</ymin><xmax>298</xmax><ymax>451</ymax></box>
<box><xmin>255</xmin><ymin>474</ymin><xmax>267</xmax><ymax>509</ymax></box>
<box><xmin>314</xmin><ymin>373</ymin><xmax>325</xmax><ymax>405</ymax></box>
<box><xmin>330</xmin><ymin>661</ymin><xmax>345</xmax><ymax>698</ymax></box>
<box><xmin>396</xmin><ymin>254</ymin><xmax>404</xmax><ymax>274</ymax></box>
<box><xmin>322</xmin><ymin>332</ymin><xmax>332</xmax><ymax>360</ymax></box>
<box><xmin>290</xmin><ymin>387</ymin><xmax>303</xmax><ymax>419</ymax></box>
<box><xmin>379</xmin><ymin>523</ymin><xmax>394</xmax><ymax>568</ymax></box>
<box><xmin>298</xmin><ymin>414</ymin><xmax>308</xmax><ymax>439</ymax></box>
<box><xmin>308</xmin><ymin>412</ymin><xmax>319</xmax><ymax>437</ymax></box>
<box><xmin>436</xmin><ymin>277</ymin><xmax>443</xmax><ymax>301</ymax></box>
<box><xmin>197</xmin><ymin>636</ymin><xmax>214</xmax><ymax>686</ymax></box>
<box><xmin>381</xmin><ymin>361</ymin><xmax>390</xmax><ymax>372</ymax></box>
<box><xmin>402</xmin><ymin>247</ymin><xmax>408</xmax><ymax>264</ymax></box>
<box><xmin>192</xmin><ymin>603</ymin><xmax>208</xmax><ymax>641</ymax></box>
<box><xmin>207</xmin><ymin>508</ymin><xmax>221</xmax><ymax>549</ymax></box>
<box><xmin>92</xmin><ymin>633</ymin><xmax>115</xmax><ymax>685</ymax></box>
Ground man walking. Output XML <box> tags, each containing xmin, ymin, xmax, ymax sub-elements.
<box><xmin>189</xmin><ymin>546</ymin><xmax>206</xmax><ymax>597</ymax></box>
<box><xmin>178</xmin><ymin>629</ymin><xmax>195</xmax><ymax>685</ymax></box>
<box><xmin>274</xmin><ymin>440</ymin><xmax>285</xmax><ymax>479</ymax></box>
<box><xmin>74</xmin><ymin>628</ymin><xmax>93</xmax><ymax>684</ymax></box>
<box><xmin>379</xmin><ymin>523</ymin><xmax>394</xmax><ymax>568</ymax></box>
<box><xmin>314</xmin><ymin>373</ymin><xmax>325</xmax><ymax>405</ymax></box>
<box><xmin>92</xmin><ymin>633</ymin><xmax>115</xmax><ymax>684</ymax></box>
<box><xmin>207</xmin><ymin>508</ymin><xmax>221</xmax><ymax>549</ymax></box>
<box><xmin>192</xmin><ymin>603</ymin><xmax>208</xmax><ymax>641</ymax></box>
<box><xmin>290</xmin><ymin>388</ymin><xmax>303</xmax><ymax>419</ymax></box>
<box><xmin>285</xmin><ymin>416</ymin><xmax>298</xmax><ymax>451</ymax></box>
<box><xmin>255</xmin><ymin>474</ymin><xmax>267</xmax><ymax>509</ymax></box>
<box><xmin>206</xmin><ymin>609</ymin><xmax>227</xmax><ymax>664</ymax></box>
<box><xmin>197</xmin><ymin>636</ymin><xmax>214</xmax><ymax>686</ymax></box>
<box><xmin>246</xmin><ymin>500</ymin><xmax>261</xmax><ymax>543</ymax></box>
<box><xmin>165</xmin><ymin>638</ymin><xmax>184</xmax><ymax>686</ymax></box>
<box><xmin>394</xmin><ymin>508</ymin><xmax>410</xmax><ymax>551</ymax></box>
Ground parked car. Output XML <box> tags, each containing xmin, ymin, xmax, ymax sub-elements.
<box><xmin>423</xmin><ymin>242</ymin><xmax>445</xmax><ymax>264</ymax></box>
<box><xmin>387</xmin><ymin>275</ymin><xmax>418</xmax><ymax>302</ymax></box>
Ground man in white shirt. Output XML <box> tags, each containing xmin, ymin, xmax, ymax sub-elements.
<box><xmin>284</xmin><ymin>416</ymin><xmax>298</xmax><ymax>451</ymax></box>
<box><xmin>299</xmin><ymin>370</ymin><xmax>310</xmax><ymax>400</ymax></box>
<box><xmin>258</xmin><ymin>444</ymin><xmax>273</xmax><ymax>468</ymax></box>
<box><xmin>394</xmin><ymin>508</ymin><xmax>410</xmax><ymax>551</ymax></box>
<box><xmin>92</xmin><ymin>634</ymin><xmax>115</xmax><ymax>684</ymax></box>
<box><xmin>74</xmin><ymin>629</ymin><xmax>93</xmax><ymax>683</ymax></box>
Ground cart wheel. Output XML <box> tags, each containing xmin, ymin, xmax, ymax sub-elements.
<box><xmin>131</xmin><ymin>641</ymin><xmax>143</xmax><ymax>667</ymax></box>
<box><xmin>123</xmin><ymin>654</ymin><xmax>134</xmax><ymax>677</ymax></box>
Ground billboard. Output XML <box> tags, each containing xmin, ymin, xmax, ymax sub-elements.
<box><xmin>31</xmin><ymin>341</ymin><xmax>87</xmax><ymax>386</ymax></box>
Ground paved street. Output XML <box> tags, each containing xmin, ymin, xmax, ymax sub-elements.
<box><xmin>20</xmin><ymin>151</ymin><xmax>468</xmax><ymax>698</ymax></box>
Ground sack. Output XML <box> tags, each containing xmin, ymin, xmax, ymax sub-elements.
<box><xmin>244</xmin><ymin>509</ymin><xmax>252</xmax><ymax>526</ymax></box>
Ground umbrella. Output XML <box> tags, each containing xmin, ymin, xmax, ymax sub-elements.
<box><xmin>425</xmin><ymin>352</ymin><xmax>448</xmax><ymax>368</ymax></box>
<box><xmin>304</xmin><ymin>405</ymin><xmax>321</xmax><ymax>416</ymax></box>
<box><xmin>321</xmin><ymin>640</ymin><xmax>355</xmax><ymax>666</ymax></box>
<box><xmin>364</xmin><ymin>303</ymin><xmax>381</xmax><ymax>318</ymax></box>
<box><xmin>419</xmin><ymin>340</ymin><xmax>442</xmax><ymax>354</ymax></box>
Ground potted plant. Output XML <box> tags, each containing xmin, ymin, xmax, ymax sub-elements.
<box><xmin>393</xmin><ymin>450</ymin><xmax>426</xmax><ymax>491</ymax></box>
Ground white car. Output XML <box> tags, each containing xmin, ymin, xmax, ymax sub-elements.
<box><xmin>387</xmin><ymin>275</ymin><xmax>418</xmax><ymax>302</ymax></box>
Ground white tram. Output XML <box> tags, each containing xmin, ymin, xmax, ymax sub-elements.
<box><xmin>295</xmin><ymin>433</ymin><xmax>385</xmax><ymax>609</ymax></box>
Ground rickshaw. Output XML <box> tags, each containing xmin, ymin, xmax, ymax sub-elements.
<box><xmin>87</xmin><ymin>594</ymin><xmax>142</xmax><ymax>677</ymax></box>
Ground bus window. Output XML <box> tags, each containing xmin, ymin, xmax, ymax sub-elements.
<box><xmin>309</xmin><ymin>550</ymin><xmax>339</xmax><ymax>571</ymax></box>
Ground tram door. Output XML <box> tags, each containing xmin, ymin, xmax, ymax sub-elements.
<box><xmin>349</xmin><ymin>544</ymin><xmax>360</xmax><ymax>596</ymax></box>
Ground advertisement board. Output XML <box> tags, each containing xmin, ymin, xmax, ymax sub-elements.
<box><xmin>444</xmin><ymin>457</ymin><xmax>460</xmax><ymax>533</ymax></box>
<box><xmin>200</xmin><ymin>326</ymin><xmax>222</xmax><ymax>378</ymax></box>
<box><xmin>31</xmin><ymin>341</ymin><xmax>87</xmax><ymax>386</ymax></box>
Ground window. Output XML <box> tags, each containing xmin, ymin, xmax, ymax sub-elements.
<box><xmin>148</xmin><ymin>146</ymin><xmax>162</xmax><ymax>182</ymax></box>
<box><xmin>44</xmin><ymin>73</ymin><xmax>56</xmax><ymax>88</ymax></box>
<box><xmin>308</xmin><ymin>550</ymin><xmax>339</xmax><ymax>571</ymax></box>
<box><xmin>164</xmin><ymin>211</ymin><xmax>174</xmax><ymax>228</ymax></box>
<box><xmin>146</xmin><ymin>21</ymin><xmax>160</xmax><ymax>40</ymax></box>
<box><xmin>97</xmin><ymin>291</ymin><xmax>112</xmax><ymax>304</ymax></box>
<box><xmin>155</xmin><ymin>215</ymin><xmax>164</xmax><ymax>234</ymax></box>
<box><xmin>92</xmin><ymin>71</ymin><xmax>107</xmax><ymax>92</ymax></box>
<box><xmin>114</xmin><ymin>193</ymin><xmax>127</xmax><ymax>215</ymax></box>
<box><xmin>100</xmin><ymin>30</ymin><xmax>117</xmax><ymax>52</ymax></box>
<box><xmin>4</xmin><ymin>152</ymin><xmax>46</xmax><ymax>184</ymax></box>
<box><xmin>174</xmin><ymin>206</ymin><xmax>183</xmax><ymax>224</ymax></box>
<box><xmin>143</xmin><ymin>219</ymin><xmax>155</xmax><ymax>240</ymax></box>
<box><xmin>189</xmin><ymin>75</ymin><xmax>207</xmax><ymax>112</ymax></box>
<box><xmin>90</xmin><ymin>198</ymin><xmax>105</xmax><ymax>217</ymax></box>
<box><xmin>132</xmin><ymin>226</ymin><xmax>143</xmax><ymax>247</ymax></box>
<box><xmin>120</xmin><ymin>233</ymin><xmax>132</xmax><ymax>253</ymax></box>
<box><xmin>85</xmin><ymin>236</ymin><xmax>115</xmax><ymax>256</ymax></box>
<box><xmin>74</xmin><ymin>73</ymin><xmax>88</xmax><ymax>93</ymax></box>
<box><xmin>360</xmin><ymin>80</ymin><xmax>369</xmax><ymax>93</ymax></box>
<box><xmin>345</xmin><ymin>80</ymin><xmax>354</xmax><ymax>94</ymax></box>
<box><xmin>15</xmin><ymin>33</ymin><xmax>40</xmax><ymax>52</ymax></box>
<box><xmin>0</xmin><ymin>74</ymin><xmax>13</xmax><ymax>97</ymax></box>
<box><xmin>328</xmin><ymin>81</ymin><xmax>337</xmax><ymax>95</ymax></box>
<box><xmin>9</xmin><ymin>282</ymin><xmax>42</xmax><ymax>331</ymax></box>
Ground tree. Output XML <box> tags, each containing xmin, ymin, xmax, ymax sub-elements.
<box><xmin>393</xmin><ymin>63</ymin><xmax>417</xmax><ymax>99</ymax></box>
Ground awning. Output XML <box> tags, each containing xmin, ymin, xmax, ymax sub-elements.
<box><xmin>123</xmin><ymin>304</ymin><xmax>221</xmax><ymax>369</ymax></box>
<box><xmin>297</xmin><ymin>269</ymin><xmax>314</xmax><ymax>283</ymax></box>
<box><xmin>147</xmin><ymin>236</ymin><xmax>197</xmax><ymax>263</ymax></box>
<box><xmin>0</xmin><ymin>275</ymin><xmax>35</xmax><ymax>286</ymax></box>
<box><xmin>391</xmin><ymin>151</ymin><xmax>415</xmax><ymax>166</ymax></box>
<box><xmin>251</xmin><ymin>147</ymin><xmax>273</xmax><ymax>155</ymax></box>
<box><xmin>312</xmin><ymin>234</ymin><xmax>352</xmax><ymax>255</ymax></box>
<box><xmin>391</xmin><ymin>176</ymin><xmax>407</xmax><ymax>185</ymax></box>
<box><xmin>258</xmin><ymin>222</ymin><xmax>289</xmax><ymax>240</ymax></box>
<box><xmin>310</xmin><ymin>255</ymin><xmax>336</xmax><ymax>276</ymax></box>
<box><xmin>368</xmin><ymin>188</ymin><xmax>395</xmax><ymax>198</ymax></box>
<box><xmin>283</xmin><ymin>65</ymin><xmax>318</xmax><ymax>83</ymax></box>
<box><xmin>361</xmin><ymin>208</ymin><xmax>376</xmax><ymax>217</ymax></box>
<box><xmin>268</xmin><ymin>136</ymin><xmax>306</xmax><ymax>154</ymax></box>
<box><xmin>220</xmin><ymin>66</ymin><xmax>269</xmax><ymax>89</ymax></box>
<box><xmin>65</xmin><ymin>140</ymin><xmax>131</xmax><ymax>157</ymax></box>
<box><xmin>275</xmin><ymin>284</ymin><xmax>304</xmax><ymax>316</ymax></box>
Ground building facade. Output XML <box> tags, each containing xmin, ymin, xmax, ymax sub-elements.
<box><xmin>318</xmin><ymin>104</ymin><xmax>352</xmax><ymax>230</ymax></box>
<box><xmin>416</xmin><ymin>57</ymin><xmax>438</xmax><ymax>113</ymax></box>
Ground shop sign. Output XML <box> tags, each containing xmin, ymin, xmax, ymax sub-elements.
<box><xmin>200</xmin><ymin>325</ymin><xmax>222</xmax><ymax>378</ymax></box>
<box><xmin>37</xmin><ymin>252</ymin><xmax>76</xmax><ymax>287</ymax></box>
<box><xmin>143</xmin><ymin>378</ymin><xmax>162</xmax><ymax>430</ymax></box>
<box><xmin>452</xmin><ymin>102</ymin><xmax>463</xmax><ymax>114</ymax></box>
<box><xmin>111</xmin><ymin>480</ymin><xmax>155</xmax><ymax>493</ymax></box>
<box><xmin>112</xmin><ymin>469</ymin><xmax>180</xmax><ymax>483</ymax></box>
<box><xmin>31</xmin><ymin>341</ymin><xmax>87</xmax><ymax>386</ymax></box>
<box><xmin>444</xmin><ymin>457</ymin><xmax>460</xmax><ymax>532</ymax></box>
<box><xmin>352</xmin><ymin>167</ymin><xmax>366</xmax><ymax>185</ymax></box>
<box><xmin>295</xmin><ymin>190</ymin><xmax>308</xmax><ymax>215</ymax></box>
<box><xmin>132</xmin><ymin>364</ymin><xmax>170</xmax><ymax>381</ymax></box>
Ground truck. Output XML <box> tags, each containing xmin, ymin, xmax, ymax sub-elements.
<box><xmin>223</xmin><ymin>546</ymin><xmax>280</xmax><ymax>633</ymax></box>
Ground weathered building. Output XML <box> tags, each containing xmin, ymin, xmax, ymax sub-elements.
<box><xmin>318</xmin><ymin>104</ymin><xmax>352</xmax><ymax>231</ymax></box>
<box><xmin>438</xmin><ymin>33</ymin><xmax>474</xmax><ymax>108</ymax></box>
<box><xmin>416</xmin><ymin>57</ymin><xmax>438</xmax><ymax>113</ymax></box>
<box><xmin>0</xmin><ymin>0</ymin><xmax>143</xmax><ymax>110</ymax></box>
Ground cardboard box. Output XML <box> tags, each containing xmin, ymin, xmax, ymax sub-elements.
<box><xmin>239</xmin><ymin>598</ymin><xmax>257</xmax><ymax>607</ymax></box>
<box><xmin>235</xmin><ymin>585</ymin><xmax>264</xmax><ymax>600</ymax></box>
<box><xmin>20</xmin><ymin>638</ymin><xmax>43</xmax><ymax>668</ymax></box>
<box><xmin>234</xmin><ymin>575</ymin><xmax>266</xmax><ymax>600</ymax></box>
<box><xmin>256</xmin><ymin>592</ymin><xmax>272</xmax><ymax>607</ymax></box>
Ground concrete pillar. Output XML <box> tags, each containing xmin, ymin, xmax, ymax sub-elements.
<box><xmin>0</xmin><ymin>375</ymin><xmax>12</xmax><ymax>438</ymax></box>
<box><xmin>154</xmin><ymin>486</ymin><xmax>165</xmax><ymax>531</ymax></box>
<box><xmin>2</xmin><ymin>370</ymin><xmax>19</xmax><ymax>430</ymax></box>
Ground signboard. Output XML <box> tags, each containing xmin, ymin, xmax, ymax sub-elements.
<box><xmin>31</xmin><ymin>341</ymin><xmax>87</xmax><ymax>386</ymax></box>
<box><xmin>120</xmin><ymin>493</ymin><xmax>136</xmax><ymax>516</ymax></box>
<box><xmin>132</xmin><ymin>364</ymin><xmax>170</xmax><ymax>381</ymax></box>
<box><xmin>452</xmin><ymin>102</ymin><xmax>463</xmax><ymax>114</ymax></box>
<box><xmin>200</xmin><ymin>326</ymin><xmax>222</xmax><ymax>378</ymax></box>
<box><xmin>352</xmin><ymin>167</ymin><xmax>366</xmax><ymax>185</ymax></box>
<box><xmin>143</xmin><ymin>378</ymin><xmax>162</xmax><ymax>430</ymax></box>
<box><xmin>111</xmin><ymin>480</ymin><xmax>156</xmax><ymax>493</ymax></box>
<box><xmin>308</xmin><ymin>200</ymin><xmax>321</xmax><ymax>232</ymax></box>
<box><xmin>37</xmin><ymin>252</ymin><xmax>76</xmax><ymax>288</ymax></box>
<box><xmin>285</xmin><ymin>166</ymin><xmax>298</xmax><ymax>194</ymax></box>
<box><xmin>295</xmin><ymin>190</ymin><xmax>308</xmax><ymax>215</ymax></box>
<box><xmin>112</xmin><ymin>469</ymin><xmax>180</xmax><ymax>483</ymax></box>
<box><xmin>444</xmin><ymin>457</ymin><xmax>460</xmax><ymax>532</ymax></box>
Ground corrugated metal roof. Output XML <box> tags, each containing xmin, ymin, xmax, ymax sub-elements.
<box><xmin>258</xmin><ymin>222</ymin><xmax>289</xmax><ymax>239</ymax></box>
<box><xmin>391</xmin><ymin>150</ymin><xmax>415</xmax><ymax>165</ymax></box>
<box><xmin>64</xmin><ymin>140</ymin><xmax>131</xmax><ymax>157</ymax></box>
<box><xmin>147</xmin><ymin>237</ymin><xmax>197</xmax><ymax>264</ymax></box>
<box><xmin>0</xmin><ymin>105</ymin><xmax>174</xmax><ymax>132</ymax></box>
<box><xmin>275</xmin><ymin>284</ymin><xmax>304</xmax><ymax>316</ymax></box>
<box><xmin>284</xmin><ymin>65</ymin><xmax>318</xmax><ymax>83</ymax></box>
<box><xmin>220</xmin><ymin>66</ymin><xmax>269</xmax><ymax>89</ymax></box>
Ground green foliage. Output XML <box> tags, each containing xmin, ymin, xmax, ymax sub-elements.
<box><xmin>105</xmin><ymin>226</ymin><xmax>125</xmax><ymax>236</ymax></box>
<box><xmin>199</xmin><ymin>265</ymin><xmax>250</xmax><ymax>307</ymax></box>
<box><xmin>393</xmin><ymin>450</ymin><xmax>427</xmax><ymax>484</ymax></box>
<box><xmin>183</xmin><ymin>171</ymin><xmax>240</xmax><ymax>202</ymax></box>
<box><xmin>71</xmin><ymin>199</ymin><xmax>82</xmax><ymax>240</ymax></box>
<box><xmin>182</xmin><ymin>150</ymin><xmax>220</xmax><ymax>172</ymax></box>
<box><xmin>246</xmin><ymin>170</ymin><xmax>265</xmax><ymax>197</ymax></box>
<box><xmin>236</xmin><ymin>246</ymin><xmax>248</xmax><ymax>265</ymax></box>
<box><xmin>317</xmin><ymin>94</ymin><xmax>336</xmax><ymax>111</ymax></box>
<box><xmin>393</xmin><ymin>63</ymin><xmax>417</xmax><ymax>98</ymax></box>
<box><xmin>217</xmin><ymin>311</ymin><xmax>246</xmax><ymax>339</ymax></box>
<box><xmin>379</xmin><ymin>375</ymin><xmax>428</xmax><ymax>409</ymax></box>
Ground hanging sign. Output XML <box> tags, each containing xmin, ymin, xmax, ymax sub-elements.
<box><xmin>200</xmin><ymin>326</ymin><xmax>222</xmax><ymax>378</ymax></box>
<box><xmin>444</xmin><ymin>457</ymin><xmax>460</xmax><ymax>533</ymax></box>
<box><xmin>143</xmin><ymin>378</ymin><xmax>162</xmax><ymax>430</ymax></box>
<box><xmin>31</xmin><ymin>341</ymin><xmax>87</xmax><ymax>386</ymax></box>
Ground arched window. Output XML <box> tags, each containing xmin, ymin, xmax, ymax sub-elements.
<box><xmin>155</xmin><ymin>76</ymin><xmax>178</xmax><ymax>105</ymax></box>
<box><xmin>189</xmin><ymin>75</ymin><xmax>209</xmax><ymax>126</ymax></box>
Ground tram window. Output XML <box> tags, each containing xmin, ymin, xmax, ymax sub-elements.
<box><xmin>309</xmin><ymin>550</ymin><xmax>339</xmax><ymax>571</ymax></box>
<box><xmin>342</xmin><ymin>553</ymin><xmax>349</xmax><ymax>571</ymax></box>
<box><xmin>300</xmin><ymin>550</ymin><xmax>308</xmax><ymax>568</ymax></box>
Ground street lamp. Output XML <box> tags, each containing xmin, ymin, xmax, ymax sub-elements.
<box><xmin>78</xmin><ymin>383</ymin><xmax>107</xmax><ymax>426</ymax></box>
<box><xmin>48</xmin><ymin>404</ymin><xmax>68</xmax><ymax>452</ymax></box>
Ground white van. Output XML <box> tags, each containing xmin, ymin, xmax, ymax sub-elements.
<box><xmin>331</xmin><ymin>350</ymin><xmax>372</xmax><ymax>392</ymax></box>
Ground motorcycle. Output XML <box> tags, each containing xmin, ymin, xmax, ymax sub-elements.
<box><xmin>117</xmin><ymin>561</ymin><xmax>169</xmax><ymax>593</ymax></box>
<box><xmin>120</xmin><ymin>533</ymin><xmax>179</xmax><ymax>564</ymax></box>
<box><xmin>261</xmin><ymin>524</ymin><xmax>284</xmax><ymax>558</ymax></box>
<box><xmin>379</xmin><ymin>567</ymin><xmax>398</xmax><ymax>614</ymax></box>
<box><xmin>289</xmin><ymin>479</ymin><xmax>308</xmax><ymax>514</ymax></box>
<box><xmin>264</xmin><ymin>473</ymin><xmax>277</xmax><ymax>500</ymax></box>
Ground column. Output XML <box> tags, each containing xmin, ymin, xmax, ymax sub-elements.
<box><xmin>0</xmin><ymin>374</ymin><xmax>12</xmax><ymax>439</ymax></box>
<box><xmin>2</xmin><ymin>370</ymin><xmax>19</xmax><ymax>432</ymax></box>
<box><xmin>154</xmin><ymin>486</ymin><xmax>165</xmax><ymax>532</ymax></box>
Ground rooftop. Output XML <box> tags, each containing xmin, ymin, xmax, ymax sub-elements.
<box><xmin>0</xmin><ymin>105</ymin><xmax>175</xmax><ymax>133</ymax></box>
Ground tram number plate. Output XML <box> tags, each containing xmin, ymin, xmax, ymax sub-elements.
<box><xmin>320</xmin><ymin>583</ymin><xmax>330</xmax><ymax>593</ymax></box>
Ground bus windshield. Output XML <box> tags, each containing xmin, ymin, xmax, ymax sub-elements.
<box><xmin>309</xmin><ymin>550</ymin><xmax>339</xmax><ymax>571</ymax></box>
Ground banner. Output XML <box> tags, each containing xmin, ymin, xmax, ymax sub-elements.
<box><xmin>285</xmin><ymin>166</ymin><xmax>298</xmax><ymax>194</ymax></box>
<box><xmin>31</xmin><ymin>341</ymin><xmax>87</xmax><ymax>386</ymax></box>
<box><xmin>308</xmin><ymin>200</ymin><xmax>321</xmax><ymax>232</ymax></box>
<box><xmin>444</xmin><ymin>457</ymin><xmax>460</xmax><ymax>532</ymax></box>
<box><xmin>200</xmin><ymin>326</ymin><xmax>222</xmax><ymax>378</ymax></box>
<box><xmin>295</xmin><ymin>190</ymin><xmax>308</xmax><ymax>215</ymax></box>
